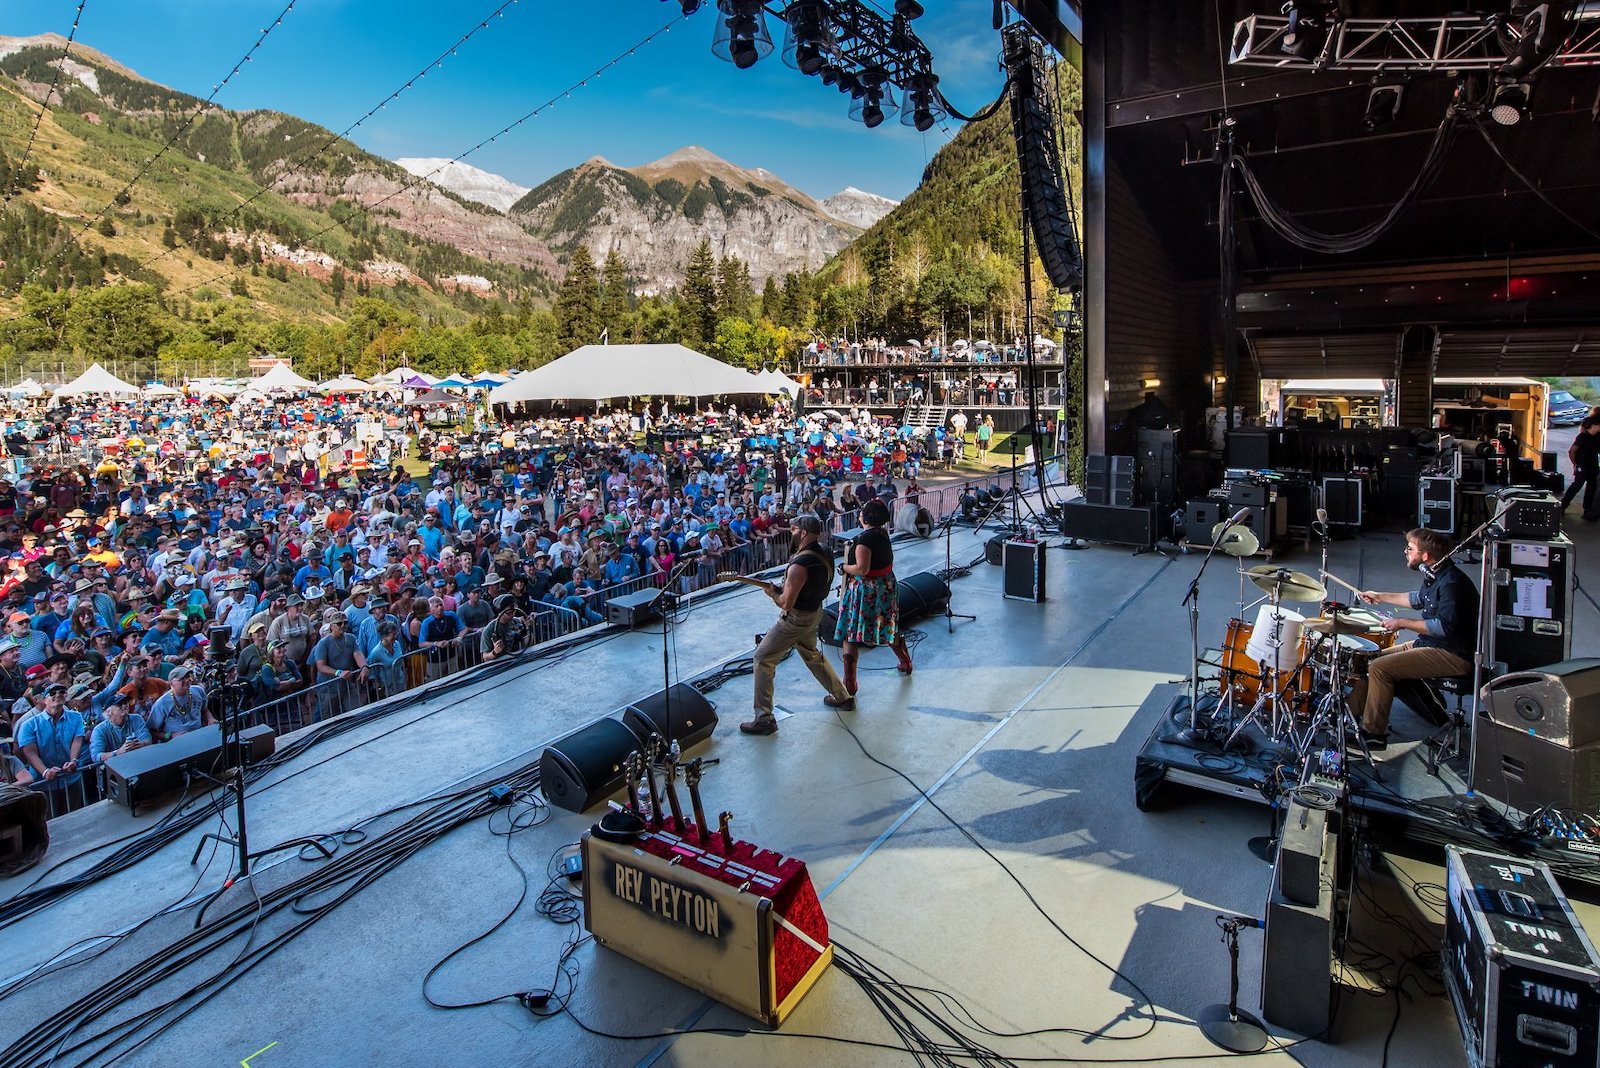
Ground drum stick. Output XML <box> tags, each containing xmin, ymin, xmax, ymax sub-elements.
<box><xmin>1318</xmin><ymin>570</ymin><xmax>1364</xmax><ymax>598</ymax></box>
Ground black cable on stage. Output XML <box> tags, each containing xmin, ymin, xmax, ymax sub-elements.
<box><xmin>24</xmin><ymin>0</ymin><xmax>299</xmax><ymax>288</ymax></box>
<box><xmin>2</xmin><ymin>0</ymin><xmax>88</xmax><ymax>210</ymax></box>
<box><xmin>0</xmin><ymin>767</ymin><xmax>541</xmax><ymax>1068</ymax></box>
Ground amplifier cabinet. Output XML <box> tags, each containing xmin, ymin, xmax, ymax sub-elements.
<box><xmin>102</xmin><ymin>724</ymin><xmax>275</xmax><ymax>816</ymax></box>
<box><xmin>1444</xmin><ymin>847</ymin><xmax>1600</xmax><ymax>1068</ymax></box>
<box><xmin>1322</xmin><ymin>477</ymin><xmax>1364</xmax><ymax>528</ymax></box>
<box><xmin>606</xmin><ymin>588</ymin><xmax>665</xmax><ymax>628</ymax></box>
<box><xmin>1002</xmin><ymin>540</ymin><xmax>1046</xmax><ymax>602</ymax></box>
<box><xmin>1471</xmin><ymin>721</ymin><xmax>1600</xmax><ymax>815</ymax></box>
<box><xmin>1060</xmin><ymin>502</ymin><xmax>1158</xmax><ymax>548</ymax></box>
<box><xmin>583</xmin><ymin>822</ymin><xmax>832</xmax><ymax>1027</ymax></box>
<box><xmin>1421</xmin><ymin>476</ymin><xmax>1458</xmax><ymax>534</ymax></box>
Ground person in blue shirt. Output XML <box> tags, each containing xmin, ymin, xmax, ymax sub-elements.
<box><xmin>17</xmin><ymin>683</ymin><xmax>86</xmax><ymax>793</ymax></box>
<box><xmin>418</xmin><ymin>514</ymin><xmax>446</xmax><ymax>557</ymax></box>
<box><xmin>88</xmin><ymin>691</ymin><xmax>152</xmax><ymax>764</ymax></box>
<box><xmin>293</xmin><ymin>551</ymin><xmax>333</xmax><ymax>594</ymax></box>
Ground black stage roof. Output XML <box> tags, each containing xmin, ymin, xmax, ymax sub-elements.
<box><xmin>1098</xmin><ymin>1</ymin><xmax>1600</xmax><ymax>357</ymax></box>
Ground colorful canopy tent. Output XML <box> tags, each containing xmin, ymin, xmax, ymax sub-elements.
<box><xmin>471</xmin><ymin>372</ymin><xmax>509</xmax><ymax>387</ymax></box>
<box><xmin>319</xmin><ymin>375</ymin><xmax>373</xmax><ymax>394</ymax></box>
<box><xmin>253</xmin><ymin>362</ymin><xmax>316</xmax><ymax>393</ymax></box>
<box><xmin>53</xmin><ymin>363</ymin><xmax>140</xmax><ymax>399</ymax></box>
<box><xmin>489</xmin><ymin>344</ymin><xmax>767</xmax><ymax>404</ymax></box>
<box><xmin>434</xmin><ymin>375</ymin><xmax>471</xmax><ymax>389</ymax></box>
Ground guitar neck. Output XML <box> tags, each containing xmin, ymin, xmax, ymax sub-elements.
<box><xmin>717</xmin><ymin>572</ymin><xmax>775</xmax><ymax>591</ymax></box>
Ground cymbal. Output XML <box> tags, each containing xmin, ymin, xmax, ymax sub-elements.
<box><xmin>1211</xmin><ymin>522</ymin><xmax>1259</xmax><ymax>557</ymax></box>
<box><xmin>1245</xmin><ymin>565</ymin><xmax>1326</xmax><ymax>602</ymax></box>
<box><xmin>1306</xmin><ymin>616</ymin><xmax>1382</xmax><ymax>637</ymax></box>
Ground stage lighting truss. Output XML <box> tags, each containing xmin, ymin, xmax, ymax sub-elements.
<box><xmin>1228</xmin><ymin>7</ymin><xmax>1600</xmax><ymax>73</ymax></box>
<box><xmin>693</xmin><ymin>0</ymin><xmax>944</xmax><ymax>129</ymax></box>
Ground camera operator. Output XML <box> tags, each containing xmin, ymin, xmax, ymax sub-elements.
<box><xmin>479</xmin><ymin>595</ymin><xmax>527</xmax><ymax>662</ymax></box>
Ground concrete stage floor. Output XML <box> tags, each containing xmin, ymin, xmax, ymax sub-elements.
<box><xmin>5</xmin><ymin>504</ymin><xmax>1600</xmax><ymax>1068</ymax></box>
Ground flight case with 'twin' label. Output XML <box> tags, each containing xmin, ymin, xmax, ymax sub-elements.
<box><xmin>1443</xmin><ymin>846</ymin><xmax>1600</xmax><ymax>1067</ymax></box>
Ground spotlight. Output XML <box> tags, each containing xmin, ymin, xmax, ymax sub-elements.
<box><xmin>1281</xmin><ymin>1</ymin><xmax>1335</xmax><ymax>61</ymax></box>
<box><xmin>712</xmin><ymin>0</ymin><xmax>773</xmax><ymax>69</ymax></box>
<box><xmin>1362</xmin><ymin>83</ymin><xmax>1404</xmax><ymax>130</ymax></box>
<box><xmin>901</xmin><ymin>71</ymin><xmax>945</xmax><ymax>131</ymax></box>
<box><xmin>1500</xmin><ymin>3</ymin><xmax>1566</xmax><ymax>80</ymax></box>
<box><xmin>894</xmin><ymin>0</ymin><xmax>924</xmax><ymax>18</ymax></box>
<box><xmin>849</xmin><ymin>83</ymin><xmax>897</xmax><ymax>127</ymax></box>
<box><xmin>1490</xmin><ymin>80</ymin><xmax>1532</xmax><ymax>125</ymax></box>
<box><xmin>782</xmin><ymin>0</ymin><xmax>836</xmax><ymax>75</ymax></box>
<box><xmin>819</xmin><ymin>63</ymin><xmax>841</xmax><ymax>86</ymax></box>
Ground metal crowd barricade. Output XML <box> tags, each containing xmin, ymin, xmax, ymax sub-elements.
<box><xmin>27</xmin><ymin>771</ymin><xmax>95</xmax><ymax>820</ymax></box>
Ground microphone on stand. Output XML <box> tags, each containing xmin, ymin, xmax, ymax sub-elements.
<box><xmin>1316</xmin><ymin>507</ymin><xmax>1329</xmax><ymax>528</ymax></box>
<box><xmin>1223</xmin><ymin>506</ymin><xmax>1252</xmax><ymax>528</ymax></box>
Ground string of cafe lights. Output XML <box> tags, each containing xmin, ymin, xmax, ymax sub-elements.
<box><xmin>1</xmin><ymin>0</ymin><xmax>87</xmax><ymax>210</ymax></box>
<box><xmin>139</xmin><ymin>14</ymin><xmax>686</xmax><ymax>309</ymax></box>
<box><xmin>121</xmin><ymin>0</ymin><xmax>528</xmax><ymax>283</ymax></box>
<box><xmin>23</xmin><ymin>0</ymin><xmax>300</xmax><ymax>288</ymax></box>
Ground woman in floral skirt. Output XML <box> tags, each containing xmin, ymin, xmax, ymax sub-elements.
<box><xmin>833</xmin><ymin>498</ymin><xmax>913</xmax><ymax>696</ymax></box>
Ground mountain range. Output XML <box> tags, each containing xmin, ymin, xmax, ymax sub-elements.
<box><xmin>0</xmin><ymin>32</ymin><xmax>898</xmax><ymax>309</ymax></box>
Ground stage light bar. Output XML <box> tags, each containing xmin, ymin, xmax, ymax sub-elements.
<box><xmin>1229</xmin><ymin>9</ymin><xmax>1600</xmax><ymax>72</ymax></box>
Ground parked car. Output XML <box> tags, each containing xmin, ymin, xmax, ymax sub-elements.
<box><xmin>1549</xmin><ymin>389</ymin><xmax>1590</xmax><ymax>426</ymax></box>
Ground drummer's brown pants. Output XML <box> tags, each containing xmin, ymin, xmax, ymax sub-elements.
<box><xmin>1348</xmin><ymin>641</ymin><xmax>1472</xmax><ymax>736</ymax></box>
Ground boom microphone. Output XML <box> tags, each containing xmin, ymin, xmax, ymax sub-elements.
<box><xmin>1225</xmin><ymin>507</ymin><xmax>1252</xmax><ymax>527</ymax></box>
<box><xmin>1316</xmin><ymin>507</ymin><xmax>1329</xmax><ymax>527</ymax></box>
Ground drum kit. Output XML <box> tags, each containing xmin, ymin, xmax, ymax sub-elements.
<box><xmin>1186</xmin><ymin>518</ymin><xmax>1396</xmax><ymax>778</ymax></box>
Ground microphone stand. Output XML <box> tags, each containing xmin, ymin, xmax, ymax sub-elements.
<box><xmin>1436</xmin><ymin>501</ymin><xmax>1511</xmax><ymax>801</ymax></box>
<box><xmin>1180</xmin><ymin>513</ymin><xmax>1245</xmax><ymax>742</ymax></box>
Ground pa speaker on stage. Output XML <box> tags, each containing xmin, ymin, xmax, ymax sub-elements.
<box><xmin>0</xmin><ymin>783</ymin><xmax>48</xmax><ymax>877</ymax></box>
<box><xmin>622</xmin><ymin>683</ymin><xmax>718</xmax><ymax>751</ymax></box>
<box><xmin>820</xmin><ymin>572</ymin><xmax>951</xmax><ymax>646</ymax></box>
<box><xmin>540</xmin><ymin>718</ymin><xmax>644</xmax><ymax>813</ymax></box>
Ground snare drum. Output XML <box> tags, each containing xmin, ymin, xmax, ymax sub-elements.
<box><xmin>1341</xmin><ymin>608</ymin><xmax>1396</xmax><ymax>650</ymax></box>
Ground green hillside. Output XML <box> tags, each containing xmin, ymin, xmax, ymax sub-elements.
<box><xmin>810</xmin><ymin>65</ymin><xmax>1082</xmax><ymax>344</ymax></box>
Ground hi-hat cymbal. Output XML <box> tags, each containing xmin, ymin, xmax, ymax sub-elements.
<box><xmin>1211</xmin><ymin>522</ymin><xmax>1259</xmax><ymax>557</ymax></box>
<box><xmin>1306</xmin><ymin>616</ymin><xmax>1382</xmax><ymax>637</ymax></box>
<box><xmin>1245</xmin><ymin>565</ymin><xmax>1326</xmax><ymax>602</ymax></box>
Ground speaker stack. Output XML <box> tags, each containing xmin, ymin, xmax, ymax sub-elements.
<box><xmin>1003</xmin><ymin>25</ymin><xmax>1082</xmax><ymax>291</ymax></box>
<box><xmin>0</xmin><ymin>783</ymin><xmax>48</xmax><ymax>877</ymax></box>
<box><xmin>540</xmin><ymin>684</ymin><xmax>720</xmax><ymax>813</ymax></box>
<box><xmin>1475</xmin><ymin>659</ymin><xmax>1600</xmax><ymax>813</ymax></box>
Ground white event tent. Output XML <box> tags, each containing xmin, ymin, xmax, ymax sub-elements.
<box><xmin>489</xmin><ymin>344</ymin><xmax>767</xmax><ymax>405</ymax></box>
<box><xmin>319</xmin><ymin>375</ymin><xmax>373</xmax><ymax>394</ymax></box>
<box><xmin>53</xmin><ymin>363</ymin><xmax>140</xmax><ymax>399</ymax></box>
<box><xmin>752</xmin><ymin>369</ymin><xmax>802</xmax><ymax>396</ymax></box>
<box><xmin>253</xmin><ymin>362</ymin><xmax>317</xmax><ymax>393</ymax></box>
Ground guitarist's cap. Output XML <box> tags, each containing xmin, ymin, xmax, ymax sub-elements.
<box><xmin>792</xmin><ymin>515</ymin><xmax>823</xmax><ymax>536</ymax></box>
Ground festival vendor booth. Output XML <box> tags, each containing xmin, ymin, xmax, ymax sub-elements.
<box><xmin>252</xmin><ymin>362</ymin><xmax>317</xmax><ymax>394</ymax></box>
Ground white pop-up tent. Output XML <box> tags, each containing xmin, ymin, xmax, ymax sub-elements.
<box><xmin>489</xmin><ymin>344</ymin><xmax>766</xmax><ymax>405</ymax></box>
<box><xmin>319</xmin><ymin>375</ymin><xmax>373</xmax><ymax>394</ymax></box>
<box><xmin>53</xmin><ymin>363</ymin><xmax>140</xmax><ymax>399</ymax></box>
<box><xmin>254</xmin><ymin>362</ymin><xmax>317</xmax><ymax>393</ymax></box>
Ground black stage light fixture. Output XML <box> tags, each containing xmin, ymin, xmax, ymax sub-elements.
<box><xmin>712</xmin><ymin>0</ymin><xmax>774</xmax><ymax>69</ymax></box>
<box><xmin>901</xmin><ymin>71</ymin><xmax>945</xmax><ymax>131</ymax></box>
<box><xmin>1362</xmin><ymin>82</ymin><xmax>1404</xmax><ymax>130</ymax></box>
<box><xmin>850</xmin><ymin>84</ymin><xmax>897</xmax><ymax>128</ymax></box>
<box><xmin>1499</xmin><ymin>3</ymin><xmax>1568</xmax><ymax>80</ymax></box>
<box><xmin>1281</xmin><ymin>1</ymin><xmax>1335</xmax><ymax>61</ymax></box>
<box><xmin>1490</xmin><ymin>79</ymin><xmax>1532</xmax><ymax>125</ymax></box>
<box><xmin>894</xmin><ymin>0</ymin><xmax>925</xmax><ymax>18</ymax></box>
<box><xmin>783</xmin><ymin>0</ymin><xmax>836</xmax><ymax>76</ymax></box>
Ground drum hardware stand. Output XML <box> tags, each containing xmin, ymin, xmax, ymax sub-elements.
<box><xmin>1199</xmin><ymin>915</ymin><xmax>1268</xmax><ymax>1053</ymax></box>
<box><xmin>1179</xmin><ymin>513</ymin><xmax>1248</xmax><ymax>743</ymax></box>
<box><xmin>1222</xmin><ymin>585</ymin><xmax>1296</xmax><ymax>753</ymax></box>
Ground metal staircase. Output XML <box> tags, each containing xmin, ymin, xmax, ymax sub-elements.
<box><xmin>901</xmin><ymin>402</ymin><xmax>949</xmax><ymax>430</ymax></box>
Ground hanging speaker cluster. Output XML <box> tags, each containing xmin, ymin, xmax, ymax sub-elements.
<box><xmin>1002</xmin><ymin>24</ymin><xmax>1083</xmax><ymax>293</ymax></box>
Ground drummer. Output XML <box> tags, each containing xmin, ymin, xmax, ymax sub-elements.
<box><xmin>1347</xmin><ymin>528</ymin><xmax>1479</xmax><ymax>751</ymax></box>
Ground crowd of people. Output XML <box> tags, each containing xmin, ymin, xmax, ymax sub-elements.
<box><xmin>0</xmin><ymin>386</ymin><xmax>957</xmax><ymax>817</ymax></box>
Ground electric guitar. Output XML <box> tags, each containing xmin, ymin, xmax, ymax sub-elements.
<box><xmin>717</xmin><ymin>572</ymin><xmax>780</xmax><ymax>597</ymax></box>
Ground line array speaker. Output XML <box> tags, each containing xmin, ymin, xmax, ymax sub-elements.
<box><xmin>1003</xmin><ymin>25</ymin><xmax>1082</xmax><ymax>292</ymax></box>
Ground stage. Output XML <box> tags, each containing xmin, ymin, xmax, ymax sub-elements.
<box><xmin>4</xmin><ymin>510</ymin><xmax>1600</xmax><ymax>1067</ymax></box>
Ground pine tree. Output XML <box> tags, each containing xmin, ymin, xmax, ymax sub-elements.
<box><xmin>553</xmin><ymin>245</ymin><xmax>602</xmax><ymax>351</ymax></box>
<box><xmin>716</xmin><ymin>254</ymin><xmax>752</xmax><ymax>322</ymax></box>
<box><xmin>679</xmin><ymin>239</ymin><xmax>719</xmax><ymax>349</ymax></box>
<box><xmin>759</xmin><ymin>276</ymin><xmax>781</xmax><ymax>322</ymax></box>
<box><xmin>600</xmin><ymin>248</ymin><xmax>630</xmax><ymax>331</ymax></box>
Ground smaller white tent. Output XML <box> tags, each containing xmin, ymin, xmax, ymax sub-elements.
<box><xmin>319</xmin><ymin>375</ymin><xmax>373</xmax><ymax>394</ymax></box>
<box><xmin>755</xmin><ymin>370</ymin><xmax>802</xmax><ymax>396</ymax></box>
<box><xmin>143</xmin><ymin>382</ymin><xmax>181</xmax><ymax>397</ymax></box>
<box><xmin>8</xmin><ymin>378</ymin><xmax>44</xmax><ymax>398</ymax></box>
<box><xmin>374</xmin><ymin>365</ymin><xmax>428</xmax><ymax>385</ymax></box>
<box><xmin>253</xmin><ymin>362</ymin><xmax>317</xmax><ymax>393</ymax></box>
<box><xmin>54</xmin><ymin>363</ymin><xmax>140</xmax><ymax>399</ymax></box>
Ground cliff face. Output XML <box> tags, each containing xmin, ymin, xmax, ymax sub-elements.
<box><xmin>511</xmin><ymin>147</ymin><xmax>861</xmax><ymax>293</ymax></box>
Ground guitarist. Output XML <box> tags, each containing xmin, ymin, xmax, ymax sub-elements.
<box><xmin>740</xmin><ymin>515</ymin><xmax>854</xmax><ymax>736</ymax></box>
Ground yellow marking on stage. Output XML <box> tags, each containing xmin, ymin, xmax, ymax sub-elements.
<box><xmin>241</xmin><ymin>1040</ymin><xmax>278</xmax><ymax>1067</ymax></box>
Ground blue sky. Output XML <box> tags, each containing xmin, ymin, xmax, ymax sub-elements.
<box><xmin>6</xmin><ymin>0</ymin><xmax>1012</xmax><ymax>202</ymax></box>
